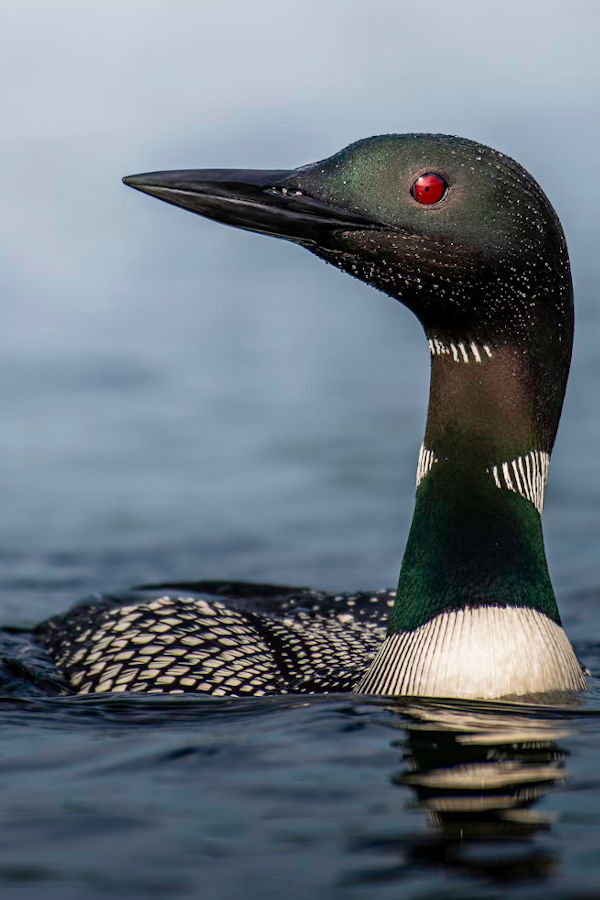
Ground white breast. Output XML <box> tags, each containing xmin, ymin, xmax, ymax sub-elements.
<box><xmin>354</xmin><ymin>605</ymin><xmax>586</xmax><ymax>699</ymax></box>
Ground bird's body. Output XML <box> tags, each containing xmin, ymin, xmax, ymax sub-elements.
<box><xmin>36</xmin><ymin>583</ymin><xmax>392</xmax><ymax>696</ymax></box>
<box><xmin>35</xmin><ymin>133</ymin><xmax>587</xmax><ymax>700</ymax></box>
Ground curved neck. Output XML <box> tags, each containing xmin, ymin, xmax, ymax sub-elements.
<box><xmin>424</xmin><ymin>333</ymin><xmax>569</xmax><ymax>460</ymax></box>
<box><xmin>390</xmin><ymin>329</ymin><xmax>571</xmax><ymax>634</ymax></box>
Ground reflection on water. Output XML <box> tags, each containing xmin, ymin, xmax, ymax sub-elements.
<box><xmin>0</xmin><ymin>641</ymin><xmax>597</xmax><ymax>899</ymax></box>
<box><xmin>351</xmin><ymin>699</ymin><xmax>573</xmax><ymax>890</ymax></box>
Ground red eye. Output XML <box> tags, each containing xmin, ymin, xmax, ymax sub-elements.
<box><xmin>411</xmin><ymin>173</ymin><xmax>446</xmax><ymax>205</ymax></box>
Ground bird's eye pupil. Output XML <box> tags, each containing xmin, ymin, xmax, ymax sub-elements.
<box><xmin>411</xmin><ymin>173</ymin><xmax>446</xmax><ymax>205</ymax></box>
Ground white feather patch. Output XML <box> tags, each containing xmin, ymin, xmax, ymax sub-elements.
<box><xmin>428</xmin><ymin>337</ymin><xmax>491</xmax><ymax>363</ymax></box>
<box><xmin>354</xmin><ymin>606</ymin><xmax>586</xmax><ymax>699</ymax></box>
<box><xmin>490</xmin><ymin>450</ymin><xmax>550</xmax><ymax>514</ymax></box>
<box><xmin>416</xmin><ymin>444</ymin><xmax>437</xmax><ymax>486</ymax></box>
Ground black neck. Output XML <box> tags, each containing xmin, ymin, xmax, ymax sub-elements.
<box><xmin>390</xmin><ymin>319</ymin><xmax>572</xmax><ymax>633</ymax></box>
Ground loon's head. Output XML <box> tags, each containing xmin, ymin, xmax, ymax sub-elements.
<box><xmin>124</xmin><ymin>133</ymin><xmax>571</xmax><ymax>358</ymax></box>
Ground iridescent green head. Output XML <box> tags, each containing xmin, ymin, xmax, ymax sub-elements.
<box><xmin>124</xmin><ymin>133</ymin><xmax>572</xmax><ymax>349</ymax></box>
<box><xmin>124</xmin><ymin>134</ymin><xmax>573</xmax><ymax>449</ymax></box>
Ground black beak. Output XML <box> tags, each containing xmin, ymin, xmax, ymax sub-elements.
<box><xmin>122</xmin><ymin>168</ymin><xmax>377</xmax><ymax>245</ymax></box>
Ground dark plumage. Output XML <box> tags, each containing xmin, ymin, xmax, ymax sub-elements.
<box><xmin>36</xmin><ymin>583</ymin><xmax>392</xmax><ymax>695</ymax></box>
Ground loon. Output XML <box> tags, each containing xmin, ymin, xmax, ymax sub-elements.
<box><xmin>35</xmin><ymin>134</ymin><xmax>587</xmax><ymax>700</ymax></box>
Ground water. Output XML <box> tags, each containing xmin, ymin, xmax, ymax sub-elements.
<box><xmin>3</xmin><ymin>677</ymin><xmax>600</xmax><ymax>899</ymax></box>
<box><xmin>2</xmin><ymin>0</ymin><xmax>600</xmax><ymax>896</ymax></box>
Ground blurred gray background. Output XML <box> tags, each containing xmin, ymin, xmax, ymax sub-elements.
<box><xmin>1</xmin><ymin>0</ymin><xmax>599</xmax><ymax>623</ymax></box>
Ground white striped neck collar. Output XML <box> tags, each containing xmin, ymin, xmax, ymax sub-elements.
<box><xmin>416</xmin><ymin>444</ymin><xmax>550</xmax><ymax>515</ymax></box>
